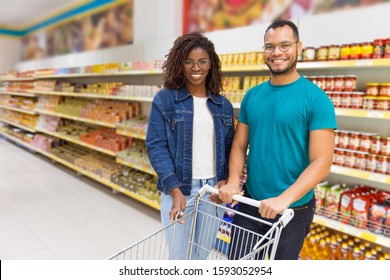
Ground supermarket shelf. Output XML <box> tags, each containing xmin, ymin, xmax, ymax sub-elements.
<box><xmin>0</xmin><ymin>77</ymin><xmax>34</xmax><ymax>81</ymax></box>
<box><xmin>221</xmin><ymin>58</ymin><xmax>390</xmax><ymax>73</ymax></box>
<box><xmin>116</xmin><ymin>129</ymin><xmax>146</xmax><ymax>140</ymax></box>
<box><xmin>0</xmin><ymin>130</ymin><xmax>160</xmax><ymax>210</ymax></box>
<box><xmin>335</xmin><ymin>108</ymin><xmax>390</xmax><ymax>119</ymax></box>
<box><xmin>35</xmin><ymin>69</ymin><xmax>164</xmax><ymax>79</ymax></box>
<box><xmin>116</xmin><ymin>158</ymin><xmax>156</xmax><ymax>176</ymax></box>
<box><xmin>36</xmin><ymin>128</ymin><xmax>116</xmax><ymax>156</ymax></box>
<box><xmin>0</xmin><ymin>90</ymin><xmax>36</xmax><ymax>97</ymax></box>
<box><xmin>0</xmin><ymin>118</ymin><xmax>36</xmax><ymax>133</ymax></box>
<box><xmin>28</xmin><ymin>90</ymin><xmax>154</xmax><ymax>102</ymax></box>
<box><xmin>35</xmin><ymin>109</ymin><xmax>117</xmax><ymax>128</ymax></box>
<box><xmin>313</xmin><ymin>215</ymin><xmax>390</xmax><ymax>247</ymax></box>
<box><xmin>0</xmin><ymin>131</ymin><xmax>36</xmax><ymax>151</ymax></box>
<box><xmin>0</xmin><ymin>105</ymin><xmax>37</xmax><ymax>115</ymax></box>
<box><xmin>331</xmin><ymin>165</ymin><xmax>390</xmax><ymax>184</ymax></box>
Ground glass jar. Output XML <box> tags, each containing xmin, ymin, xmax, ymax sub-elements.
<box><xmin>340</xmin><ymin>93</ymin><xmax>352</xmax><ymax>108</ymax></box>
<box><xmin>370</xmin><ymin>136</ymin><xmax>382</xmax><ymax>154</ymax></box>
<box><xmin>376</xmin><ymin>155</ymin><xmax>388</xmax><ymax>174</ymax></box>
<box><xmin>344</xmin><ymin>75</ymin><xmax>357</xmax><ymax>92</ymax></box>
<box><xmin>376</xmin><ymin>97</ymin><xmax>387</xmax><ymax>111</ymax></box>
<box><xmin>360</xmin><ymin>133</ymin><xmax>376</xmax><ymax>152</ymax></box>
<box><xmin>334</xmin><ymin>130</ymin><xmax>340</xmax><ymax>147</ymax></box>
<box><xmin>303</xmin><ymin>47</ymin><xmax>316</xmax><ymax>61</ymax></box>
<box><xmin>366</xmin><ymin>83</ymin><xmax>380</xmax><ymax>97</ymax></box>
<box><xmin>325</xmin><ymin>76</ymin><xmax>335</xmax><ymax>92</ymax></box>
<box><xmin>338</xmin><ymin>130</ymin><xmax>350</xmax><ymax>149</ymax></box>
<box><xmin>354</xmin><ymin>151</ymin><xmax>367</xmax><ymax>170</ymax></box>
<box><xmin>318</xmin><ymin>46</ymin><xmax>329</xmax><ymax>61</ymax></box>
<box><xmin>328</xmin><ymin>45</ymin><xmax>340</xmax><ymax>60</ymax></box>
<box><xmin>380</xmin><ymin>137</ymin><xmax>390</xmax><ymax>156</ymax></box>
<box><xmin>340</xmin><ymin>44</ymin><xmax>351</xmax><ymax>60</ymax></box>
<box><xmin>373</xmin><ymin>39</ymin><xmax>385</xmax><ymax>58</ymax></box>
<box><xmin>334</xmin><ymin>75</ymin><xmax>345</xmax><ymax>91</ymax></box>
<box><xmin>379</xmin><ymin>83</ymin><xmax>390</xmax><ymax>97</ymax></box>
<box><xmin>366</xmin><ymin>154</ymin><xmax>377</xmax><ymax>172</ymax></box>
<box><xmin>350</xmin><ymin>43</ymin><xmax>362</xmax><ymax>60</ymax></box>
<box><xmin>348</xmin><ymin>131</ymin><xmax>360</xmax><ymax>150</ymax></box>
<box><xmin>350</xmin><ymin>92</ymin><xmax>364</xmax><ymax>109</ymax></box>
<box><xmin>317</xmin><ymin>75</ymin><xmax>327</xmax><ymax>90</ymax></box>
<box><xmin>334</xmin><ymin>148</ymin><xmax>344</xmax><ymax>166</ymax></box>
<box><xmin>344</xmin><ymin>150</ymin><xmax>355</xmax><ymax>168</ymax></box>
<box><xmin>384</xmin><ymin>38</ymin><xmax>390</xmax><ymax>58</ymax></box>
<box><xmin>361</xmin><ymin>42</ymin><xmax>374</xmax><ymax>59</ymax></box>
<box><xmin>332</xmin><ymin>92</ymin><xmax>342</xmax><ymax>108</ymax></box>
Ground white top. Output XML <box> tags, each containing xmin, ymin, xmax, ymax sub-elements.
<box><xmin>192</xmin><ymin>96</ymin><xmax>216</xmax><ymax>179</ymax></box>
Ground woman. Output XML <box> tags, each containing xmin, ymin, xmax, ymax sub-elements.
<box><xmin>146</xmin><ymin>32</ymin><xmax>234</xmax><ymax>259</ymax></box>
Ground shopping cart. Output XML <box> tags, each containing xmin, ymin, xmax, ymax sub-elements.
<box><xmin>108</xmin><ymin>184</ymin><xmax>294</xmax><ymax>260</ymax></box>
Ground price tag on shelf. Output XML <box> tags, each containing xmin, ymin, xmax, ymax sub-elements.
<box><xmin>356</xmin><ymin>60</ymin><xmax>373</xmax><ymax>67</ymax></box>
<box><xmin>368</xmin><ymin>173</ymin><xmax>389</xmax><ymax>183</ymax></box>
<box><xmin>360</xmin><ymin>232</ymin><xmax>377</xmax><ymax>243</ymax></box>
<box><xmin>366</xmin><ymin>110</ymin><xmax>385</xmax><ymax>119</ymax></box>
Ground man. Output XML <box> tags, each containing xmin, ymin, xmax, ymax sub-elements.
<box><xmin>218</xmin><ymin>20</ymin><xmax>337</xmax><ymax>260</ymax></box>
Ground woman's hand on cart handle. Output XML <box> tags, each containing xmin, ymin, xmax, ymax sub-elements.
<box><xmin>169</xmin><ymin>188</ymin><xmax>186</xmax><ymax>223</ymax></box>
<box><xmin>208</xmin><ymin>180</ymin><xmax>225</xmax><ymax>204</ymax></box>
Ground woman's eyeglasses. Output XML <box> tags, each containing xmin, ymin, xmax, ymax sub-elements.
<box><xmin>184</xmin><ymin>59</ymin><xmax>210</xmax><ymax>68</ymax></box>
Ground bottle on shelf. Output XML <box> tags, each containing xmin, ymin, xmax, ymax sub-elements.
<box><xmin>317</xmin><ymin>239</ymin><xmax>330</xmax><ymax>260</ymax></box>
<box><xmin>364</xmin><ymin>251</ymin><xmax>375</xmax><ymax>260</ymax></box>
<box><xmin>352</xmin><ymin>246</ymin><xmax>364</xmax><ymax>260</ymax></box>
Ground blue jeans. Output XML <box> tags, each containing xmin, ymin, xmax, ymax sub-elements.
<box><xmin>160</xmin><ymin>177</ymin><xmax>225</xmax><ymax>260</ymax></box>
<box><xmin>229</xmin><ymin>195</ymin><xmax>315</xmax><ymax>260</ymax></box>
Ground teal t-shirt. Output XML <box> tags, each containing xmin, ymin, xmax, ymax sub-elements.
<box><xmin>239</xmin><ymin>76</ymin><xmax>337</xmax><ymax>207</ymax></box>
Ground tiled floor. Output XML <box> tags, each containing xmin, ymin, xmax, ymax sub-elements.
<box><xmin>0</xmin><ymin>137</ymin><xmax>161</xmax><ymax>259</ymax></box>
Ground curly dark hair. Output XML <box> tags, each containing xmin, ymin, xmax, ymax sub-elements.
<box><xmin>162</xmin><ymin>32</ymin><xmax>222</xmax><ymax>95</ymax></box>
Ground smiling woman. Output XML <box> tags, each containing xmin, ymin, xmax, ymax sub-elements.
<box><xmin>145</xmin><ymin>32</ymin><xmax>235</xmax><ymax>260</ymax></box>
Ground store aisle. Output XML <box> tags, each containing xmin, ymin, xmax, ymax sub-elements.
<box><xmin>0</xmin><ymin>137</ymin><xmax>161</xmax><ymax>259</ymax></box>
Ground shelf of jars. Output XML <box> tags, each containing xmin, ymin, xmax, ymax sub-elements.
<box><xmin>28</xmin><ymin>89</ymin><xmax>154</xmax><ymax>102</ymax></box>
<box><xmin>116</xmin><ymin>158</ymin><xmax>156</xmax><ymax>176</ymax></box>
<box><xmin>335</xmin><ymin>108</ymin><xmax>390</xmax><ymax>119</ymax></box>
<box><xmin>34</xmin><ymin>69</ymin><xmax>164</xmax><ymax>79</ymax></box>
<box><xmin>0</xmin><ymin>90</ymin><xmax>37</xmax><ymax>97</ymax></box>
<box><xmin>220</xmin><ymin>58</ymin><xmax>390</xmax><ymax>73</ymax></box>
<box><xmin>313</xmin><ymin>206</ymin><xmax>390</xmax><ymax>247</ymax></box>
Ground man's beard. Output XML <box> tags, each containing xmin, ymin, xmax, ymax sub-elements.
<box><xmin>266</xmin><ymin>51</ymin><xmax>298</xmax><ymax>75</ymax></box>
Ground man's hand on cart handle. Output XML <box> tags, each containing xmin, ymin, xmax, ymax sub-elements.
<box><xmin>169</xmin><ymin>188</ymin><xmax>186</xmax><ymax>223</ymax></box>
<box><xmin>259</xmin><ymin>196</ymin><xmax>290</xmax><ymax>219</ymax></box>
<box><xmin>217</xmin><ymin>179</ymin><xmax>242</xmax><ymax>206</ymax></box>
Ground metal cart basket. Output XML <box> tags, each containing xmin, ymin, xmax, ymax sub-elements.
<box><xmin>108</xmin><ymin>184</ymin><xmax>294</xmax><ymax>260</ymax></box>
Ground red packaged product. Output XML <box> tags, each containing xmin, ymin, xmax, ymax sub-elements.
<box><xmin>351</xmin><ymin>195</ymin><xmax>371</xmax><ymax>229</ymax></box>
<box><xmin>339</xmin><ymin>190</ymin><xmax>354</xmax><ymax>224</ymax></box>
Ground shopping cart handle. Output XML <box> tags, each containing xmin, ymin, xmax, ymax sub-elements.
<box><xmin>200</xmin><ymin>184</ymin><xmax>294</xmax><ymax>227</ymax></box>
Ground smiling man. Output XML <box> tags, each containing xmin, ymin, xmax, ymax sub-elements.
<box><xmin>218</xmin><ymin>20</ymin><xmax>337</xmax><ymax>260</ymax></box>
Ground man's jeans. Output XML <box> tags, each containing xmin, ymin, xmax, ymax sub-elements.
<box><xmin>160</xmin><ymin>177</ymin><xmax>224</xmax><ymax>259</ymax></box>
<box><xmin>229</xmin><ymin>196</ymin><xmax>315</xmax><ymax>260</ymax></box>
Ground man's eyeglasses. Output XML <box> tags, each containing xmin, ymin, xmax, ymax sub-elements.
<box><xmin>184</xmin><ymin>59</ymin><xmax>210</xmax><ymax>68</ymax></box>
<box><xmin>264</xmin><ymin>41</ymin><xmax>298</xmax><ymax>54</ymax></box>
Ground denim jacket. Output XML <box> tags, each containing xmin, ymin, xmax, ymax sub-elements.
<box><xmin>146</xmin><ymin>87</ymin><xmax>234</xmax><ymax>196</ymax></box>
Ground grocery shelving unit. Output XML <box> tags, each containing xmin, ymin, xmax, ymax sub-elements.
<box><xmin>1</xmin><ymin>57</ymin><xmax>390</xmax><ymax>247</ymax></box>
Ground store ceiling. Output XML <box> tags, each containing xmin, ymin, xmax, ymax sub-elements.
<box><xmin>0</xmin><ymin>0</ymin><xmax>83</xmax><ymax>28</ymax></box>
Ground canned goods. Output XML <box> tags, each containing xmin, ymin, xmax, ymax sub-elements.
<box><xmin>338</xmin><ymin>130</ymin><xmax>350</xmax><ymax>149</ymax></box>
<box><xmin>377</xmin><ymin>155</ymin><xmax>388</xmax><ymax>174</ymax></box>
<box><xmin>344</xmin><ymin>150</ymin><xmax>355</xmax><ymax>168</ymax></box>
<box><xmin>380</xmin><ymin>137</ymin><xmax>390</xmax><ymax>156</ymax></box>
<box><xmin>334</xmin><ymin>148</ymin><xmax>344</xmax><ymax>166</ymax></box>
<box><xmin>317</xmin><ymin>76</ymin><xmax>326</xmax><ymax>90</ymax></box>
<box><xmin>348</xmin><ymin>131</ymin><xmax>361</xmax><ymax>150</ymax></box>
<box><xmin>354</xmin><ymin>151</ymin><xmax>367</xmax><ymax>170</ymax></box>
<box><xmin>350</xmin><ymin>92</ymin><xmax>364</xmax><ymax>109</ymax></box>
<box><xmin>340</xmin><ymin>93</ymin><xmax>352</xmax><ymax>108</ymax></box>
<box><xmin>360</xmin><ymin>133</ymin><xmax>377</xmax><ymax>152</ymax></box>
